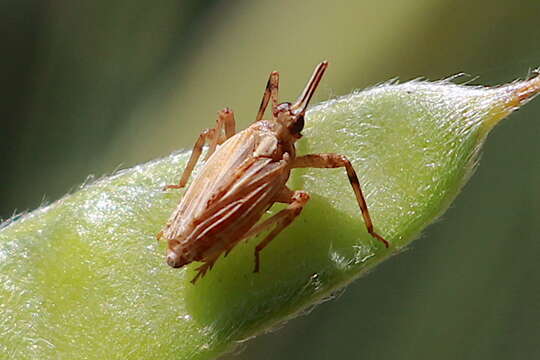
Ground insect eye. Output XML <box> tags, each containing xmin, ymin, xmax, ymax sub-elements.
<box><xmin>289</xmin><ymin>115</ymin><xmax>305</xmax><ymax>134</ymax></box>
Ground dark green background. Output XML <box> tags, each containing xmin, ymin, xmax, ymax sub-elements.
<box><xmin>1</xmin><ymin>1</ymin><xmax>539</xmax><ymax>359</ymax></box>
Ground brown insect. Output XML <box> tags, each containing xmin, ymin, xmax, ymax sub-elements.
<box><xmin>157</xmin><ymin>61</ymin><xmax>388</xmax><ymax>283</ymax></box>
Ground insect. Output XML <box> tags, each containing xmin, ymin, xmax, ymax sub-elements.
<box><xmin>157</xmin><ymin>61</ymin><xmax>388</xmax><ymax>283</ymax></box>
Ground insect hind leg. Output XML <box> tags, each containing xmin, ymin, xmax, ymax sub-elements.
<box><xmin>243</xmin><ymin>188</ymin><xmax>310</xmax><ymax>273</ymax></box>
<box><xmin>191</xmin><ymin>256</ymin><xmax>219</xmax><ymax>284</ymax></box>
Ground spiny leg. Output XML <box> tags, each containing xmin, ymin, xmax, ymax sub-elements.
<box><xmin>255</xmin><ymin>71</ymin><xmax>279</xmax><ymax>122</ymax></box>
<box><xmin>163</xmin><ymin>108</ymin><xmax>236</xmax><ymax>190</ymax></box>
<box><xmin>191</xmin><ymin>255</ymin><xmax>220</xmax><ymax>284</ymax></box>
<box><xmin>293</xmin><ymin>154</ymin><xmax>389</xmax><ymax>248</ymax></box>
<box><xmin>242</xmin><ymin>187</ymin><xmax>310</xmax><ymax>273</ymax></box>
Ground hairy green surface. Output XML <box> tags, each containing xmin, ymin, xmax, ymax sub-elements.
<box><xmin>0</xmin><ymin>76</ymin><xmax>538</xmax><ymax>359</ymax></box>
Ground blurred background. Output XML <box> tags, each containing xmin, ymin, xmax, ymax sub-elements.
<box><xmin>1</xmin><ymin>0</ymin><xmax>539</xmax><ymax>359</ymax></box>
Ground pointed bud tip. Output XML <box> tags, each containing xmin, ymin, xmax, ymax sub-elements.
<box><xmin>506</xmin><ymin>69</ymin><xmax>540</xmax><ymax>108</ymax></box>
<box><xmin>516</xmin><ymin>69</ymin><xmax>540</xmax><ymax>104</ymax></box>
<box><xmin>483</xmin><ymin>69</ymin><xmax>540</xmax><ymax>134</ymax></box>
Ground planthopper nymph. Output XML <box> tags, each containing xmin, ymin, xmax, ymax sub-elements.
<box><xmin>157</xmin><ymin>61</ymin><xmax>388</xmax><ymax>283</ymax></box>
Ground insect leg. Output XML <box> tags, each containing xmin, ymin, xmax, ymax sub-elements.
<box><xmin>255</xmin><ymin>71</ymin><xmax>279</xmax><ymax>122</ymax></box>
<box><xmin>293</xmin><ymin>154</ymin><xmax>389</xmax><ymax>248</ymax></box>
<box><xmin>221</xmin><ymin>108</ymin><xmax>236</xmax><ymax>140</ymax></box>
<box><xmin>163</xmin><ymin>128</ymin><xmax>217</xmax><ymax>190</ymax></box>
<box><xmin>163</xmin><ymin>108</ymin><xmax>236</xmax><ymax>190</ymax></box>
<box><xmin>191</xmin><ymin>254</ymin><xmax>220</xmax><ymax>284</ymax></box>
<box><xmin>243</xmin><ymin>188</ymin><xmax>310</xmax><ymax>273</ymax></box>
<box><xmin>208</xmin><ymin>108</ymin><xmax>237</xmax><ymax>159</ymax></box>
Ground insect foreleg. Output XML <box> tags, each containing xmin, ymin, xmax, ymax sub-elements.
<box><xmin>163</xmin><ymin>108</ymin><xmax>236</xmax><ymax>190</ymax></box>
<box><xmin>243</xmin><ymin>188</ymin><xmax>310</xmax><ymax>273</ymax></box>
<box><xmin>293</xmin><ymin>154</ymin><xmax>389</xmax><ymax>248</ymax></box>
<box><xmin>256</xmin><ymin>71</ymin><xmax>279</xmax><ymax>122</ymax></box>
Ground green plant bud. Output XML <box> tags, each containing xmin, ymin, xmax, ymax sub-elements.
<box><xmin>0</xmin><ymin>74</ymin><xmax>538</xmax><ymax>359</ymax></box>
